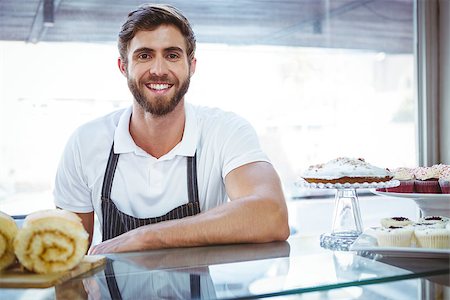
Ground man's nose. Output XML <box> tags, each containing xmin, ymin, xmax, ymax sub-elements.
<box><xmin>150</xmin><ymin>56</ymin><xmax>168</xmax><ymax>76</ymax></box>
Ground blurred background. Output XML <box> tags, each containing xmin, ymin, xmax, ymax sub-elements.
<box><xmin>1</xmin><ymin>0</ymin><xmax>448</xmax><ymax>235</ymax></box>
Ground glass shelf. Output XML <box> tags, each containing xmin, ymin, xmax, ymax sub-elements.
<box><xmin>1</xmin><ymin>235</ymin><xmax>448</xmax><ymax>299</ymax></box>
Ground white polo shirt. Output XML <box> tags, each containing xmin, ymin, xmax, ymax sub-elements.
<box><xmin>53</xmin><ymin>103</ymin><xmax>269</xmax><ymax>223</ymax></box>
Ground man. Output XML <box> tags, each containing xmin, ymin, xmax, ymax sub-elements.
<box><xmin>54</xmin><ymin>4</ymin><xmax>289</xmax><ymax>254</ymax></box>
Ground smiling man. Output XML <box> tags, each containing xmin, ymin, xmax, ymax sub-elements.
<box><xmin>53</xmin><ymin>4</ymin><xmax>289</xmax><ymax>254</ymax></box>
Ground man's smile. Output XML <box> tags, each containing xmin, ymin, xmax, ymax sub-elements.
<box><xmin>146</xmin><ymin>83</ymin><xmax>174</xmax><ymax>92</ymax></box>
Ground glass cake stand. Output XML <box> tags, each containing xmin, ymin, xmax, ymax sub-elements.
<box><xmin>297</xmin><ymin>180</ymin><xmax>400</xmax><ymax>251</ymax></box>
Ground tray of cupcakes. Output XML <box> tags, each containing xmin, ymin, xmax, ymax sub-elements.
<box><xmin>350</xmin><ymin>216</ymin><xmax>450</xmax><ymax>258</ymax></box>
<box><xmin>373</xmin><ymin>164</ymin><xmax>450</xmax><ymax>217</ymax></box>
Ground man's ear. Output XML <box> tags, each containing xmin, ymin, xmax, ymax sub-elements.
<box><xmin>189</xmin><ymin>57</ymin><xmax>197</xmax><ymax>76</ymax></box>
<box><xmin>118</xmin><ymin>57</ymin><xmax>127</xmax><ymax>77</ymax></box>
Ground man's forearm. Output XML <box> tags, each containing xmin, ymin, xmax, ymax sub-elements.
<box><xmin>142</xmin><ymin>195</ymin><xmax>289</xmax><ymax>249</ymax></box>
<box><xmin>90</xmin><ymin>195</ymin><xmax>288</xmax><ymax>254</ymax></box>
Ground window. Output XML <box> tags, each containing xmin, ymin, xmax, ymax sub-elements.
<box><xmin>0</xmin><ymin>0</ymin><xmax>416</xmax><ymax>216</ymax></box>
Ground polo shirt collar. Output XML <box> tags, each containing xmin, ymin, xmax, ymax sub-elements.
<box><xmin>113</xmin><ymin>106</ymin><xmax>134</xmax><ymax>154</ymax></box>
<box><xmin>113</xmin><ymin>104</ymin><xmax>198</xmax><ymax>158</ymax></box>
<box><xmin>175</xmin><ymin>103</ymin><xmax>198</xmax><ymax>157</ymax></box>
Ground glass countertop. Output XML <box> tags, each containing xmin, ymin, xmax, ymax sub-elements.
<box><xmin>1</xmin><ymin>235</ymin><xmax>449</xmax><ymax>299</ymax></box>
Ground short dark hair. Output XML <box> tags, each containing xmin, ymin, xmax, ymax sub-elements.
<box><xmin>118</xmin><ymin>3</ymin><xmax>196</xmax><ymax>64</ymax></box>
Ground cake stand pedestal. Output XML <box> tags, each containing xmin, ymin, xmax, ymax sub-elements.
<box><xmin>297</xmin><ymin>180</ymin><xmax>399</xmax><ymax>251</ymax></box>
<box><xmin>320</xmin><ymin>188</ymin><xmax>362</xmax><ymax>251</ymax></box>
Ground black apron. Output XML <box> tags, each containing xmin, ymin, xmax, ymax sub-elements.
<box><xmin>101</xmin><ymin>144</ymin><xmax>202</xmax><ymax>299</ymax></box>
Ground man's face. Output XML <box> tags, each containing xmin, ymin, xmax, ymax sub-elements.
<box><xmin>120</xmin><ymin>25</ymin><xmax>196</xmax><ymax>116</ymax></box>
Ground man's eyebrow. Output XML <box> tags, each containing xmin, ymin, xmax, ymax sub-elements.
<box><xmin>132</xmin><ymin>47</ymin><xmax>184</xmax><ymax>55</ymax></box>
<box><xmin>165</xmin><ymin>46</ymin><xmax>184</xmax><ymax>53</ymax></box>
<box><xmin>132</xmin><ymin>47</ymin><xmax>153</xmax><ymax>55</ymax></box>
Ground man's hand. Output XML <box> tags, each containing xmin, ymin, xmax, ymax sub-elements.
<box><xmin>89</xmin><ymin>236</ymin><xmax>122</xmax><ymax>255</ymax></box>
<box><xmin>88</xmin><ymin>228</ymin><xmax>145</xmax><ymax>254</ymax></box>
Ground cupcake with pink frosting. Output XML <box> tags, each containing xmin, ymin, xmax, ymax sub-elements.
<box><xmin>432</xmin><ymin>164</ymin><xmax>449</xmax><ymax>175</ymax></box>
<box><xmin>414</xmin><ymin>166</ymin><xmax>441</xmax><ymax>193</ymax></box>
<box><xmin>439</xmin><ymin>167</ymin><xmax>450</xmax><ymax>194</ymax></box>
<box><xmin>386</xmin><ymin>167</ymin><xmax>415</xmax><ymax>193</ymax></box>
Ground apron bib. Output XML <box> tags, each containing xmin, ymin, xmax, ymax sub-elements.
<box><xmin>100</xmin><ymin>143</ymin><xmax>201</xmax><ymax>299</ymax></box>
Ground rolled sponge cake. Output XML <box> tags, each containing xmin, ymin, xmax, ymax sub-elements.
<box><xmin>0</xmin><ymin>211</ymin><xmax>18</xmax><ymax>271</ymax></box>
<box><xmin>14</xmin><ymin>209</ymin><xmax>88</xmax><ymax>274</ymax></box>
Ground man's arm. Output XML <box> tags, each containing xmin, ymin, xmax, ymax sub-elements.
<box><xmin>56</xmin><ymin>206</ymin><xmax>94</xmax><ymax>251</ymax></box>
<box><xmin>76</xmin><ymin>212</ymin><xmax>94</xmax><ymax>248</ymax></box>
<box><xmin>89</xmin><ymin>161</ymin><xmax>289</xmax><ymax>254</ymax></box>
<box><xmin>55</xmin><ymin>203</ymin><xmax>94</xmax><ymax>250</ymax></box>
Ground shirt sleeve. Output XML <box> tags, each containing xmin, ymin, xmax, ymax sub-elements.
<box><xmin>53</xmin><ymin>131</ymin><xmax>94</xmax><ymax>212</ymax></box>
<box><xmin>220</xmin><ymin>115</ymin><xmax>270</xmax><ymax>178</ymax></box>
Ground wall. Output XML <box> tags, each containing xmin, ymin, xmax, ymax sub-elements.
<box><xmin>440</xmin><ymin>0</ymin><xmax>450</xmax><ymax>164</ymax></box>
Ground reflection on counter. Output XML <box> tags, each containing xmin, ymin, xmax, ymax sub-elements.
<box><xmin>95</xmin><ymin>242</ymin><xmax>290</xmax><ymax>299</ymax></box>
<box><xmin>83</xmin><ymin>261</ymin><xmax>216</xmax><ymax>299</ymax></box>
<box><xmin>1</xmin><ymin>237</ymin><xmax>449</xmax><ymax>300</ymax></box>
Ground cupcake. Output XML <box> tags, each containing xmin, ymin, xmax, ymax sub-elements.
<box><xmin>411</xmin><ymin>222</ymin><xmax>445</xmax><ymax>245</ymax></box>
<box><xmin>414</xmin><ymin>167</ymin><xmax>441</xmax><ymax>193</ymax></box>
<box><xmin>414</xmin><ymin>228</ymin><xmax>450</xmax><ymax>249</ymax></box>
<box><xmin>380</xmin><ymin>217</ymin><xmax>413</xmax><ymax>228</ymax></box>
<box><xmin>432</xmin><ymin>164</ymin><xmax>449</xmax><ymax>174</ymax></box>
<box><xmin>386</xmin><ymin>167</ymin><xmax>415</xmax><ymax>193</ymax></box>
<box><xmin>439</xmin><ymin>167</ymin><xmax>450</xmax><ymax>194</ymax></box>
<box><xmin>373</xmin><ymin>226</ymin><xmax>414</xmax><ymax>247</ymax></box>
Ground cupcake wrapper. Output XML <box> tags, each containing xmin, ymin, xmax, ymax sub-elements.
<box><xmin>414</xmin><ymin>180</ymin><xmax>441</xmax><ymax>194</ymax></box>
<box><xmin>415</xmin><ymin>235</ymin><xmax>450</xmax><ymax>249</ymax></box>
<box><xmin>375</xmin><ymin>230</ymin><xmax>413</xmax><ymax>247</ymax></box>
<box><xmin>439</xmin><ymin>180</ymin><xmax>450</xmax><ymax>194</ymax></box>
<box><xmin>386</xmin><ymin>180</ymin><xmax>415</xmax><ymax>193</ymax></box>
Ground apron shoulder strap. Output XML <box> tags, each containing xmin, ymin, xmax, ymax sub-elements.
<box><xmin>187</xmin><ymin>153</ymin><xmax>199</xmax><ymax>204</ymax></box>
<box><xmin>101</xmin><ymin>143</ymin><xmax>120</xmax><ymax>200</ymax></box>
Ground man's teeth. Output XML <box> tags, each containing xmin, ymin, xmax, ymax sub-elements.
<box><xmin>149</xmin><ymin>84</ymin><xmax>170</xmax><ymax>90</ymax></box>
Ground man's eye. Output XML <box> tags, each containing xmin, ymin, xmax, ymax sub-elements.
<box><xmin>167</xmin><ymin>53</ymin><xmax>179</xmax><ymax>60</ymax></box>
<box><xmin>138</xmin><ymin>53</ymin><xmax>150</xmax><ymax>60</ymax></box>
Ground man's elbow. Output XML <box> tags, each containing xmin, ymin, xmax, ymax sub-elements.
<box><xmin>266</xmin><ymin>197</ymin><xmax>290</xmax><ymax>242</ymax></box>
<box><xmin>274</xmin><ymin>209</ymin><xmax>290</xmax><ymax>241</ymax></box>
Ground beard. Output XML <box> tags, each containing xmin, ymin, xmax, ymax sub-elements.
<box><xmin>128</xmin><ymin>74</ymin><xmax>190</xmax><ymax>116</ymax></box>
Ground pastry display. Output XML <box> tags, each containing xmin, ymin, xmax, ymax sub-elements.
<box><xmin>371</xmin><ymin>216</ymin><xmax>450</xmax><ymax>249</ymax></box>
<box><xmin>301</xmin><ymin>157</ymin><xmax>393</xmax><ymax>184</ymax></box>
<box><xmin>14</xmin><ymin>209</ymin><xmax>89</xmax><ymax>274</ymax></box>
<box><xmin>377</xmin><ymin>164</ymin><xmax>450</xmax><ymax>194</ymax></box>
<box><xmin>0</xmin><ymin>211</ymin><xmax>18</xmax><ymax>271</ymax></box>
